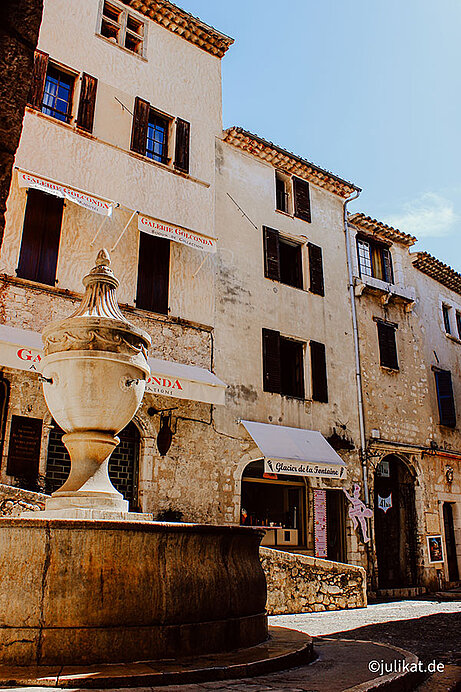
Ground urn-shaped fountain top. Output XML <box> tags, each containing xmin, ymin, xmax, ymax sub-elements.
<box><xmin>42</xmin><ymin>249</ymin><xmax>151</xmax><ymax>368</ymax></box>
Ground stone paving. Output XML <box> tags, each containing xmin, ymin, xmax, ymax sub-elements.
<box><xmin>3</xmin><ymin>601</ymin><xmax>460</xmax><ymax>691</ymax></box>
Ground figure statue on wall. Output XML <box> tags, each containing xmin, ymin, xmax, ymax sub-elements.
<box><xmin>343</xmin><ymin>483</ymin><xmax>373</xmax><ymax>543</ymax></box>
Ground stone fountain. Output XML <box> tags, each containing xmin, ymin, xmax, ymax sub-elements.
<box><xmin>0</xmin><ymin>250</ymin><xmax>267</xmax><ymax>665</ymax></box>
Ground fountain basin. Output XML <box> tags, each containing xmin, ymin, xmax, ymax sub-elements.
<box><xmin>0</xmin><ymin>518</ymin><xmax>267</xmax><ymax>665</ymax></box>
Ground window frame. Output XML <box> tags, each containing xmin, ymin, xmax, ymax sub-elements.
<box><xmin>263</xmin><ymin>226</ymin><xmax>303</xmax><ymax>290</ymax></box>
<box><xmin>376</xmin><ymin>319</ymin><xmax>399</xmax><ymax>370</ymax></box>
<box><xmin>442</xmin><ymin>304</ymin><xmax>452</xmax><ymax>335</ymax></box>
<box><xmin>262</xmin><ymin>329</ymin><xmax>306</xmax><ymax>399</ymax></box>
<box><xmin>275</xmin><ymin>171</ymin><xmax>291</xmax><ymax>214</ymax></box>
<box><xmin>434</xmin><ymin>368</ymin><xmax>456</xmax><ymax>428</ymax></box>
<box><xmin>41</xmin><ymin>63</ymin><xmax>76</xmax><ymax>124</ymax></box>
<box><xmin>356</xmin><ymin>236</ymin><xmax>393</xmax><ymax>283</ymax></box>
<box><xmin>146</xmin><ymin>109</ymin><xmax>170</xmax><ymax>164</ymax></box>
<box><xmin>98</xmin><ymin>0</ymin><xmax>147</xmax><ymax>58</ymax></box>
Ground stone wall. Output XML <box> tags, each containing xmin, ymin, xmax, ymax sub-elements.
<box><xmin>0</xmin><ymin>482</ymin><xmax>46</xmax><ymax>516</ymax></box>
<box><xmin>260</xmin><ymin>547</ymin><xmax>367</xmax><ymax>615</ymax></box>
<box><xmin>0</xmin><ymin>0</ymin><xmax>43</xmax><ymax>244</ymax></box>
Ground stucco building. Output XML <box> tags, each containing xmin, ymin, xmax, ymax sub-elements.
<box><xmin>348</xmin><ymin>213</ymin><xmax>461</xmax><ymax>591</ymax></box>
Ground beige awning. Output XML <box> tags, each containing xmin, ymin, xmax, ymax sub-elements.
<box><xmin>241</xmin><ymin>420</ymin><xmax>347</xmax><ymax>479</ymax></box>
<box><xmin>0</xmin><ymin>326</ymin><xmax>227</xmax><ymax>405</ymax></box>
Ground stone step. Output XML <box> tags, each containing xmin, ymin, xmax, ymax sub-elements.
<box><xmin>376</xmin><ymin>586</ymin><xmax>427</xmax><ymax>599</ymax></box>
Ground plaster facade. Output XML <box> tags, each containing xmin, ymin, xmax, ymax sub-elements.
<box><xmin>348</xmin><ymin>216</ymin><xmax>461</xmax><ymax>590</ymax></box>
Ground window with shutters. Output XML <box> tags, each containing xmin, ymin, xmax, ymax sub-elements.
<box><xmin>135</xmin><ymin>232</ymin><xmax>170</xmax><ymax>314</ymax></box>
<box><xmin>17</xmin><ymin>189</ymin><xmax>64</xmax><ymax>286</ymax></box>
<box><xmin>131</xmin><ymin>97</ymin><xmax>190</xmax><ymax>173</ymax></box>
<box><xmin>357</xmin><ymin>237</ymin><xmax>393</xmax><ymax>283</ymax></box>
<box><xmin>434</xmin><ymin>369</ymin><xmax>456</xmax><ymax>428</ymax></box>
<box><xmin>98</xmin><ymin>1</ymin><xmax>146</xmax><ymax>57</ymax></box>
<box><xmin>263</xmin><ymin>227</ymin><xmax>302</xmax><ymax>289</ymax></box>
<box><xmin>376</xmin><ymin>320</ymin><xmax>399</xmax><ymax>370</ymax></box>
<box><xmin>310</xmin><ymin>341</ymin><xmax>328</xmax><ymax>403</ymax></box>
<box><xmin>456</xmin><ymin>312</ymin><xmax>461</xmax><ymax>339</ymax></box>
<box><xmin>28</xmin><ymin>52</ymin><xmax>98</xmax><ymax>134</ymax></box>
<box><xmin>262</xmin><ymin>329</ymin><xmax>305</xmax><ymax>398</ymax></box>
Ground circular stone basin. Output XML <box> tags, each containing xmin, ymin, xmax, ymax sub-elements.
<box><xmin>0</xmin><ymin>518</ymin><xmax>267</xmax><ymax>665</ymax></box>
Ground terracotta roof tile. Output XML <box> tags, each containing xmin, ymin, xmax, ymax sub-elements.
<box><xmin>223</xmin><ymin>127</ymin><xmax>360</xmax><ymax>198</ymax></box>
<box><xmin>349</xmin><ymin>213</ymin><xmax>417</xmax><ymax>246</ymax></box>
<box><xmin>412</xmin><ymin>252</ymin><xmax>461</xmax><ymax>296</ymax></box>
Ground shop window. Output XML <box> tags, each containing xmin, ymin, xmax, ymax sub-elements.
<box><xmin>262</xmin><ymin>329</ymin><xmax>305</xmax><ymax>398</ymax></box>
<box><xmin>357</xmin><ymin>238</ymin><xmax>393</xmax><ymax>283</ymax></box>
<box><xmin>377</xmin><ymin>320</ymin><xmax>399</xmax><ymax>370</ymax></box>
<box><xmin>135</xmin><ymin>232</ymin><xmax>170</xmax><ymax>314</ymax></box>
<box><xmin>310</xmin><ymin>340</ymin><xmax>328</xmax><ymax>402</ymax></box>
<box><xmin>434</xmin><ymin>369</ymin><xmax>456</xmax><ymax>428</ymax></box>
<box><xmin>17</xmin><ymin>189</ymin><xmax>64</xmax><ymax>286</ymax></box>
<box><xmin>442</xmin><ymin>304</ymin><xmax>452</xmax><ymax>334</ymax></box>
<box><xmin>130</xmin><ymin>97</ymin><xmax>190</xmax><ymax>173</ymax></box>
<box><xmin>99</xmin><ymin>1</ymin><xmax>145</xmax><ymax>56</ymax></box>
<box><xmin>240</xmin><ymin>460</ymin><xmax>305</xmax><ymax>547</ymax></box>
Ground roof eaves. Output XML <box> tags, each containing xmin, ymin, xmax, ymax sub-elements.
<box><xmin>223</xmin><ymin>126</ymin><xmax>361</xmax><ymax>198</ymax></box>
<box><xmin>348</xmin><ymin>212</ymin><xmax>417</xmax><ymax>247</ymax></box>
<box><xmin>125</xmin><ymin>0</ymin><xmax>234</xmax><ymax>57</ymax></box>
<box><xmin>412</xmin><ymin>252</ymin><xmax>461</xmax><ymax>296</ymax></box>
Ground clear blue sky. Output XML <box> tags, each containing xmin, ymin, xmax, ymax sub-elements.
<box><xmin>179</xmin><ymin>0</ymin><xmax>461</xmax><ymax>271</ymax></box>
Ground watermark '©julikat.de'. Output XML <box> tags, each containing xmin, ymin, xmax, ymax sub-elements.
<box><xmin>369</xmin><ymin>659</ymin><xmax>445</xmax><ymax>676</ymax></box>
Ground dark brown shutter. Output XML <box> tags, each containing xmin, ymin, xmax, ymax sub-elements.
<box><xmin>174</xmin><ymin>118</ymin><xmax>190</xmax><ymax>173</ymax></box>
<box><xmin>135</xmin><ymin>232</ymin><xmax>170</xmax><ymax>314</ymax></box>
<box><xmin>377</xmin><ymin>322</ymin><xmax>398</xmax><ymax>369</ymax></box>
<box><xmin>27</xmin><ymin>50</ymin><xmax>49</xmax><ymax>109</ymax></box>
<box><xmin>17</xmin><ymin>189</ymin><xmax>64</xmax><ymax>285</ymax></box>
<box><xmin>382</xmin><ymin>247</ymin><xmax>394</xmax><ymax>283</ymax></box>
<box><xmin>263</xmin><ymin>226</ymin><xmax>280</xmax><ymax>281</ymax></box>
<box><xmin>76</xmin><ymin>73</ymin><xmax>98</xmax><ymax>133</ymax></box>
<box><xmin>435</xmin><ymin>370</ymin><xmax>456</xmax><ymax>428</ymax></box>
<box><xmin>310</xmin><ymin>341</ymin><xmax>328</xmax><ymax>403</ymax></box>
<box><xmin>308</xmin><ymin>242</ymin><xmax>324</xmax><ymax>296</ymax></box>
<box><xmin>130</xmin><ymin>96</ymin><xmax>150</xmax><ymax>155</ymax></box>
<box><xmin>293</xmin><ymin>177</ymin><xmax>311</xmax><ymax>222</ymax></box>
<box><xmin>262</xmin><ymin>328</ymin><xmax>281</xmax><ymax>393</ymax></box>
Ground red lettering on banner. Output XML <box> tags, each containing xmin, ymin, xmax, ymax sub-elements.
<box><xmin>146</xmin><ymin>376</ymin><xmax>183</xmax><ymax>390</ymax></box>
<box><xmin>17</xmin><ymin>349</ymin><xmax>41</xmax><ymax>363</ymax></box>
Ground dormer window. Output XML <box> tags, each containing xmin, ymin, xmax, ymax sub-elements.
<box><xmin>357</xmin><ymin>238</ymin><xmax>393</xmax><ymax>283</ymax></box>
<box><xmin>99</xmin><ymin>1</ymin><xmax>146</xmax><ymax>56</ymax></box>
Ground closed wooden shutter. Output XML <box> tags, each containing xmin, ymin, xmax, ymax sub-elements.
<box><xmin>174</xmin><ymin>118</ymin><xmax>190</xmax><ymax>173</ymax></box>
<box><xmin>27</xmin><ymin>50</ymin><xmax>49</xmax><ymax>109</ymax></box>
<box><xmin>263</xmin><ymin>227</ymin><xmax>280</xmax><ymax>281</ymax></box>
<box><xmin>310</xmin><ymin>341</ymin><xmax>328</xmax><ymax>402</ymax></box>
<box><xmin>17</xmin><ymin>189</ymin><xmax>64</xmax><ymax>285</ymax></box>
<box><xmin>293</xmin><ymin>177</ymin><xmax>311</xmax><ymax>222</ymax></box>
<box><xmin>280</xmin><ymin>338</ymin><xmax>305</xmax><ymax>398</ymax></box>
<box><xmin>135</xmin><ymin>232</ymin><xmax>170</xmax><ymax>314</ymax></box>
<box><xmin>76</xmin><ymin>73</ymin><xmax>98</xmax><ymax>133</ymax></box>
<box><xmin>435</xmin><ymin>370</ymin><xmax>456</xmax><ymax>428</ymax></box>
<box><xmin>262</xmin><ymin>329</ymin><xmax>281</xmax><ymax>393</ymax></box>
<box><xmin>308</xmin><ymin>242</ymin><xmax>324</xmax><ymax>296</ymax></box>
<box><xmin>377</xmin><ymin>322</ymin><xmax>398</xmax><ymax>369</ymax></box>
<box><xmin>130</xmin><ymin>96</ymin><xmax>150</xmax><ymax>155</ymax></box>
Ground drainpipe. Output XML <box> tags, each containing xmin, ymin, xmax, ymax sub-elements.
<box><xmin>343</xmin><ymin>190</ymin><xmax>370</xmax><ymax>506</ymax></box>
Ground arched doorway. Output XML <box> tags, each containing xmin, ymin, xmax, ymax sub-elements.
<box><xmin>374</xmin><ymin>455</ymin><xmax>418</xmax><ymax>588</ymax></box>
<box><xmin>46</xmin><ymin>421</ymin><xmax>140</xmax><ymax>510</ymax></box>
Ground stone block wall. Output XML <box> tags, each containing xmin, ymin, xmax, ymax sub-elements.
<box><xmin>260</xmin><ymin>546</ymin><xmax>367</xmax><ymax>615</ymax></box>
<box><xmin>0</xmin><ymin>482</ymin><xmax>46</xmax><ymax>516</ymax></box>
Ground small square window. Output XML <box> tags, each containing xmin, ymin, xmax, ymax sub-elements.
<box><xmin>99</xmin><ymin>1</ymin><xmax>146</xmax><ymax>56</ymax></box>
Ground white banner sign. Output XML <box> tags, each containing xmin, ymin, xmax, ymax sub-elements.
<box><xmin>264</xmin><ymin>458</ymin><xmax>346</xmax><ymax>479</ymax></box>
<box><xmin>1</xmin><ymin>343</ymin><xmax>42</xmax><ymax>373</ymax></box>
<box><xmin>138</xmin><ymin>215</ymin><xmax>216</xmax><ymax>253</ymax></box>
<box><xmin>18</xmin><ymin>171</ymin><xmax>113</xmax><ymax>217</ymax></box>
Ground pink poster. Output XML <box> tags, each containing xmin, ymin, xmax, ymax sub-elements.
<box><xmin>314</xmin><ymin>489</ymin><xmax>327</xmax><ymax>558</ymax></box>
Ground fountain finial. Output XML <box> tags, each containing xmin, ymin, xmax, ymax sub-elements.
<box><xmin>69</xmin><ymin>248</ymin><xmax>126</xmax><ymax>321</ymax></box>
